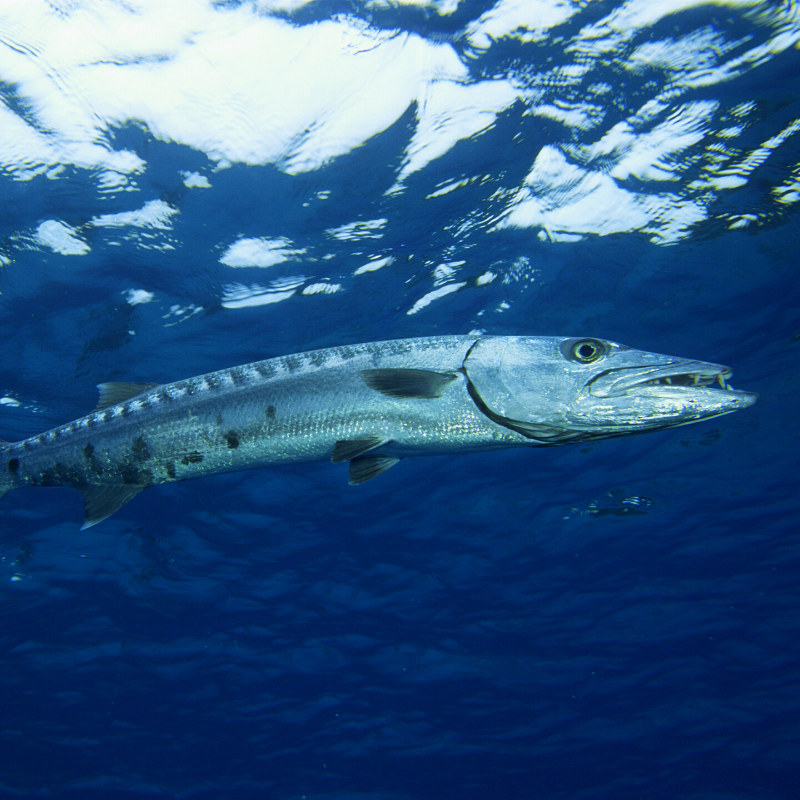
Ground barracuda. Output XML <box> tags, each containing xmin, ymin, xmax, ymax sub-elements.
<box><xmin>0</xmin><ymin>335</ymin><xmax>757</xmax><ymax>528</ymax></box>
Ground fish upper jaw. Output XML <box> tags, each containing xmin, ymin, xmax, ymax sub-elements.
<box><xmin>578</xmin><ymin>359</ymin><xmax>758</xmax><ymax>426</ymax></box>
<box><xmin>588</xmin><ymin>360</ymin><xmax>739</xmax><ymax>398</ymax></box>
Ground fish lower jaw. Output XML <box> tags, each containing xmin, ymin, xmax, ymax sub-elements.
<box><xmin>613</xmin><ymin>384</ymin><xmax>758</xmax><ymax>408</ymax></box>
<box><xmin>572</xmin><ymin>386</ymin><xmax>758</xmax><ymax>429</ymax></box>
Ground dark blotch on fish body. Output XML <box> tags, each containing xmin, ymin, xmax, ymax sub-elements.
<box><xmin>7</xmin><ymin>458</ymin><xmax>19</xmax><ymax>472</ymax></box>
<box><xmin>266</xmin><ymin>405</ymin><xmax>276</xmax><ymax>418</ymax></box>
<box><xmin>225</xmin><ymin>431</ymin><xmax>240</xmax><ymax>449</ymax></box>
<box><xmin>132</xmin><ymin>435</ymin><xmax>151</xmax><ymax>462</ymax></box>
<box><xmin>121</xmin><ymin>465</ymin><xmax>140</xmax><ymax>485</ymax></box>
<box><xmin>165</xmin><ymin>461</ymin><xmax>176</xmax><ymax>479</ymax></box>
<box><xmin>40</xmin><ymin>468</ymin><xmax>59</xmax><ymax>487</ymax></box>
<box><xmin>40</xmin><ymin>463</ymin><xmax>88</xmax><ymax>488</ymax></box>
<box><xmin>284</xmin><ymin>355</ymin><xmax>303</xmax><ymax>372</ymax></box>
<box><xmin>181</xmin><ymin>452</ymin><xmax>204</xmax><ymax>465</ymax></box>
<box><xmin>256</xmin><ymin>363</ymin><xmax>274</xmax><ymax>379</ymax></box>
<box><xmin>120</xmin><ymin>464</ymin><xmax>153</xmax><ymax>486</ymax></box>
<box><xmin>82</xmin><ymin>443</ymin><xmax>103</xmax><ymax>477</ymax></box>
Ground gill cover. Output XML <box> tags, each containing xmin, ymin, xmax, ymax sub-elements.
<box><xmin>463</xmin><ymin>336</ymin><xmax>584</xmax><ymax>442</ymax></box>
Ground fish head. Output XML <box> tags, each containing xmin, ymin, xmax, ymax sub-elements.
<box><xmin>463</xmin><ymin>336</ymin><xmax>758</xmax><ymax>443</ymax></box>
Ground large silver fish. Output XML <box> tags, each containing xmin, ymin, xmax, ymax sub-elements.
<box><xmin>0</xmin><ymin>335</ymin><xmax>757</xmax><ymax>528</ymax></box>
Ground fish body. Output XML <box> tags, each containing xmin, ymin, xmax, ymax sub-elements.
<box><xmin>0</xmin><ymin>335</ymin><xmax>757</xmax><ymax>528</ymax></box>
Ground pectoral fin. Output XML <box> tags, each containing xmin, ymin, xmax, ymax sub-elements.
<box><xmin>79</xmin><ymin>485</ymin><xmax>145</xmax><ymax>529</ymax></box>
<box><xmin>331</xmin><ymin>437</ymin><xmax>389</xmax><ymax>463</ymax></box>
<box><xmin>361</xmin><ymin>368</ymin><xmax>457</xmax><ymax>399</ymax></box>
<box><xmin>348</xmin><ymin>456</ymin><xmax>400</xmax><ymax>485</ymax></box>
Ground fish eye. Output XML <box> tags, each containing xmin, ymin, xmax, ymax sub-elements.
<box><xmin>565</xmin><ymin>339</ymin><xmax>607</xmax><ymax>364</ymax></box>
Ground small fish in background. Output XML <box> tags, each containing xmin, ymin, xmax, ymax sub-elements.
<box><xmin>564</xmin><ymin>491</ymin><xmax>655</xmax><ymax>520</ymax></box>
<box><xmin>0</xmin><ymin>336</ymin><xmax>757</xmax><ymax>529</ymax></box>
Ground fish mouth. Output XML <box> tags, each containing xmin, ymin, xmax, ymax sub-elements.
<box><xmin>588</xmin><ymin>361</ymin><xmax>755</xmax><ymax>403</ymax></box>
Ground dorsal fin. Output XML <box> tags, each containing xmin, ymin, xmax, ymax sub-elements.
<box><xmin>95</xmin><ymin>382</ymin><xmax>158</xmax><ymax>411</ymax></box>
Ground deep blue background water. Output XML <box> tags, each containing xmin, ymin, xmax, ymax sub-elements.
<box><xmin>1</xmin><ymin>1</ymin><xmax>799</xmax><ymax>798</ymax></box>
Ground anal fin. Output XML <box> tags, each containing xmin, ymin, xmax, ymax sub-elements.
<box><xmin>331</xmin><ymin>437</ymin><xmax>389</xmax><ymax>464</ymax></box>
<box><xmin>348</xmin><ymin>456</ymin><xmax>400</xmax><ymax>485</ymax></box>
<box><xmin>79</xmin><ymin>485</ymin><xmax>145</xmax><ymax>529</ymax></box>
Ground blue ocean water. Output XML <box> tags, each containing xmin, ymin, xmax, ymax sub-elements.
<box><xmin>1</xmin><ymin>1</ymin><xmax>799</xmax><ymax>798</ymax></box>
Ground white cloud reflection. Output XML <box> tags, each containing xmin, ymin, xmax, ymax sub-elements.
<box><xmin>0</xmin><ymin>0</ymin><xmax>797</xmax><ymax>312</ymax></box>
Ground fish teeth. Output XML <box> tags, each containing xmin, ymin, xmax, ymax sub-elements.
<box><xmin>717</xmin><ymin>374</ymin><xmax>725</xmax><ymax>388</ymax></box>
